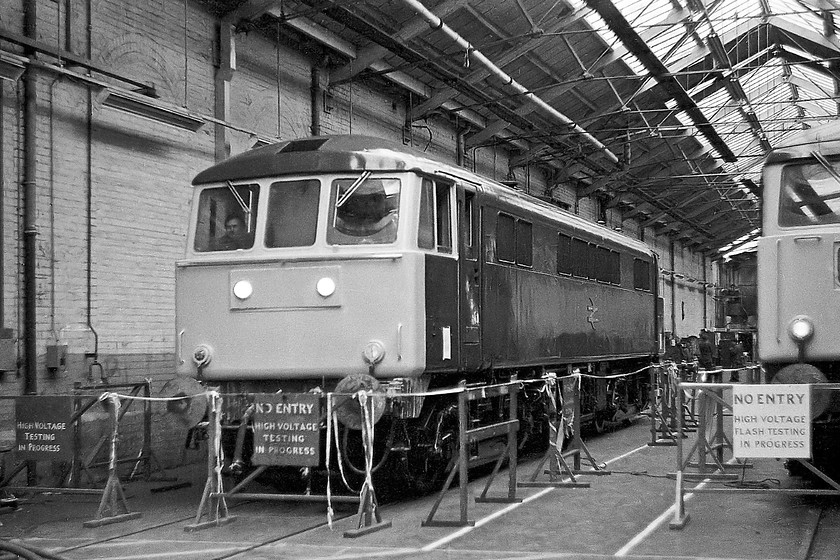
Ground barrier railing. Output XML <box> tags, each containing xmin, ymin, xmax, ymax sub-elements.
<box><xmin>649</xmin><ymin>363</ymin><xmax>761</xmax><ymax>448</ymax></box>
<box><xmin>83</xmin><ymin>393</ymin><xmax>144</xmax><ymax>527</ymax></box>
<box><xmin>185</xmin><ymin>366</ymin><xmax>650</xmax><ymax>535</ymax></box>
<box><xmin>186</xmin><ymin>392</ymin><xmax>236</xmax><ymax>531</ymax></box>
<box><xmin>648</xmin><ymin>362</ymin><xmax>700</xmax><ymax>446</ymax></box>
<box><xmin>669</xmin><ymin>381</ymin><xmax>840</xmax><ymax>530</ymax></box>
<box><xmin>0</xmin><ymin>385</ymin><xmax>161</xmax><ymax>526</ymax></box>
<box><xmin>72</xmin><ymin>381</ymin><xmax>158</xmax><ymax>485</ymax></box>
<box><xmin>519</xmin><ymin>373</ymin><xmax>609</xmax><ymax>488</ymax></box>
<box><xmin>422</xmin><ymin>376</ymin><xmax>521</xmax><ymax>528</ymax></box>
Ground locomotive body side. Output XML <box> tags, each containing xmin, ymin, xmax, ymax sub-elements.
<box><xmin>478</xmin><ymin>191</ymin><xmax>658</xmax><ymax>369</ymax></box>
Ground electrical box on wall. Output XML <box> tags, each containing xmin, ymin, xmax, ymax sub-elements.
<box><xmin>0</xmin><ymin>332</ymin><xmax>14</xmax><ymax>372</ymax></box>
<box><xmin>46</xmin><ymin>344</ymin><xmax>67</xmax><ymax>371</ymax></box>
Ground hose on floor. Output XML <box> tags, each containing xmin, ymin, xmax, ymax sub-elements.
<box><xmin>0</xmin><ymin>540</ymin><xmax>70</xmax><ymax>560</ymax></box>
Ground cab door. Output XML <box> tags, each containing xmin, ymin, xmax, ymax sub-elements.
<box><xmin>457</xmin><ymin>186</ymin><xmax>482</xmax><ymax>370</ymax></box>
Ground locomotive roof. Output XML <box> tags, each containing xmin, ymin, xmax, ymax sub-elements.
<box><xmin>193</xmin><ymin>135</ymin><xmax>653</xmax><ymax>258</ymax></box>
<box><xmin>192</xmin><ymin>135</ymin><xmax>434</xmax><ymax>185</ymax></box>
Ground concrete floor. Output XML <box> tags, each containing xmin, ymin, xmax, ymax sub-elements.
<box><xmin>0</xmin><ymin>412</ymin><xmax>838</xmax><ymax>560</ymax></box>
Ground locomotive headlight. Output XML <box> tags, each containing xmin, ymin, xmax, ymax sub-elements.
<box><xmin>362</xmin><ymin>340</ymin><xmax>386</xmax><ymax>365</ymax></box>
<box><xmin>233</xmin><ymin>280</ymin><xmax>253</xmax><ymax>300</ymax></box>
<box><xmin>192</xmin><ymin>344</ymin><xmax>213</xmax><ymax>367</ymax></box>
<box><xmin>788</xmin><ymin>316</ymin><xmax>814</xmax><ymax>342</ymax></box>
<box><xmin>316</xmin><ymin>277</ymin><xmax>336</xmax><ymax>297</ymax></box>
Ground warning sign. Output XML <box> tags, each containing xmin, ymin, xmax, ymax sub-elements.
<box><xmin>732</xmin><ymin>384</ymin><xmax>810</xmax><ymax>459</ymax></box>
<box><xmin>15</xmin><ymin>396</ymin><xmax>75</xmax><ymax>460</ymax></box>
<box><xmin>252</xmin><ymin>393</ymin><xmax>321</xmax><ymax>467</ymax></box>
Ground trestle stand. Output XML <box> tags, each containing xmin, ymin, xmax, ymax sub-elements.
<box><xmin>423</xmin><ymin>377</ymin><xmax>521</xmax><ymax>527</ymax></box>
<box><xmin>72</xmin><ymin>381</ymin><xmax>162</xmax><ymax>486</ymax></box>
<box><xmin>83</xmin><ymin>394</ymin><xmax>142</xmax><ymax>527</ymax></box>
<box><xmin>677</xmin><ymin>384</ymin><xmax>743</xmax><ymax>481</ymax></box>
<box><xmin>648</xmin><ymin>365</ymin><xmax>678</xmax><ymax>446</ymax></box>
<box><xmin>670</xmin><ymin>382</ymin><xmax>840</xmax><ymax>531</ymax></box>
<box><xmin>343</xmin><ymin>393</ymin><xmax>391</xmax><ymax>537</ymax></box>
<box><xmin>520</xmin><ymin>374</ymin><xmax>607</xmax><ymax>488</ymax></box>
<box><xmin>669</xmin><ymin>387</ymin><xmax>690</xmax><ymax>529</ymax></box>
<box><xmin>185</xmin><ymin>393</ymin><xmax>236</xmax><ymax>531</ymax></box>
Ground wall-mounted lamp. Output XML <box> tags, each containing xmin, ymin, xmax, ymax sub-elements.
<box><xmin>101</xmin><ymin>89</ymin><xmax>205</xmax><ymax>132</ymax></box>
<box><xmin>0</xmin><ymin>51</ymin><xmax>27</xmax><ymax>82</ymax></box>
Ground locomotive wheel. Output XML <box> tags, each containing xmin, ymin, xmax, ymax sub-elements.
<box><xmin>402</xmin><ymin>406</ymin><xmax>458</xmax><ymax>495</ymax></box>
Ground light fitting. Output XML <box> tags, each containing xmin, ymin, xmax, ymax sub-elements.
<box><xmin>0</xmin><ymin>51</ymin><xmax>26</xmax><ymax>82</ymax></box>
<box><xmin>101</xmin><ymin>89</ymin><xmax>205</xmax><ymax>132</ymax></box>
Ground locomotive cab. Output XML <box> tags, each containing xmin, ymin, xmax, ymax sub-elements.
<box><xmin>758</xmin><ymin>124</ymin><xmax>840</xmax><ymax>476</ymax></box>
<box><xmin>176</xmin><ymin>167</ymin><xmax>462</xmax><ymax>390</ymax></box>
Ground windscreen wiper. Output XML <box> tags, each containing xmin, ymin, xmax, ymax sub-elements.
<box><xmin>335</xmin><ymin>171</ymin><xmax>372</xmax><ymax>208</ymax></box>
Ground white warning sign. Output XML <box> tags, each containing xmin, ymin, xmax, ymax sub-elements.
<box><xmin>732</xmin><ymin>384</ymin><xmax>810</xmax><ymax>459</ymax></box>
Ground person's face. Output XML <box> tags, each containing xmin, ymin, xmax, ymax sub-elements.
<box><xmin>225</xmin><ymin>218</ymin><xmax>245</xmax><ymax>237</ymax></box>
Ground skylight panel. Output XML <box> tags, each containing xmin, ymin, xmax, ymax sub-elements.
<box><xmin>578</xmin><ymin>5</ymin><xmax>647</xmax><ymax>76</ymax></box>
<box><xmin>790</xmin><ymin>64</ymin><xmax>835</xmax><ymax>100</ymax></box>
<box><xmin>611</xmin><ymin>0</ymin><xmax>672</xmax><ymax>28</ymax></box>
<box><xmin>648</xmin><ymin>21</ymin><xmax>689</xmax><ymax>63</ymax></box>
<box><xmin>698</xmin><ymin>86</ymin><xmax>738</xmax><ymax>122</ymax></box>
<box><xmin>741</xmin><ymin>64</ymin><xmax>785</xmax><ymax>103</ymax></box>
<box><xmin>704</xmin><ymin>1</ymin><xmax>762</xmax><ymax>39</ymax></box>
<box><xmin>770</xmin><ymin>0</ymin><xmax>834</xmax><ymax>33</ymax></box>
<box><xmin>768</xmin><ymin>105</ymin><xmax>807</xmax><ymax>142</ymax></box>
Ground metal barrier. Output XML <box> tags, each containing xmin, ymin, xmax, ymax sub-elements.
<box><xmin>649</xmin><ymin>363</ymin><xmax>761</xmax><ymax>448</ymax></box>
<box><xmin>72</xmin><ymin>381</ymin><xmax>157</xmax><ymax>485</ymax></box>
<box><xmin>422</xmin><ymin>376</ymin><xmax>521</xmax><ymax>528</ymax></box>
<box><xmin>186</xmin><ymin>392</ymin><xmax>236</xmax><ymax>531</ymax></box>
<box><xmin>519</xmin><ymin>374</ymin><xmax>609</xmax><ymax>488</ymax></box>
<box><xmin>669</xmin><ymin>381</ymin><xmax>840</xmax><ymax>530</ymax></box>
<box><xmin>83</xmin><ymin>393</ymin><xmax>143</xmax><ymax>527</ymax></box>
<box><xmin>0</xmin><ymin>386</ymin><xmax>158</xmax><ymax>527</ymax></box>
<box><xmin>185</xmin><ymin>369</ymin><xmax>642</xmax><ymax>534</ymax></box>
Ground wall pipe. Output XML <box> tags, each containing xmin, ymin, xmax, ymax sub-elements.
<box><xmin>86</xmin><ymin>0</ymin><xmax>100</xmax><ymax>366</ymax></box>
<box><xmin>0</xmin><ymin>80</ymin><xmax>5</xmax><ymax>332</ymax></box>
<box><xmin>22</xmin><ymin>0</ymin><xmax>38</xmax><ymax>394</ymax></box>
<box><xmin>670</xmin><ymin>240</ymin><xmax>676</xmax><ymax>337</ymax></box>
<box><xmin>310</xmin><ymin>63</ymin><xmax>321</xmax><ymax>136</ymax></box>
<box><xmin>702</xmin><ymin>255</ymin><xmax>708</xmax><ymax>329</ymax></box>
<box><xmin>397</xmin><ymin>0</ymin><xmax>619</xmax><ymax>166</ymax></box>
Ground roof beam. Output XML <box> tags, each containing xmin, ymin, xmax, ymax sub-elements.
<box><xmin>417</xmin><ymin>6</ymin><xmax>596</xmax><ymax>122</ymax></box>
<box><xmin>393</xmin><ymin>0</ymin><xmax>618</xmax><ymax>165</ymax></box>
<box><xmin>584</xmin><ymin>0</ymin><xmax>736</xmax><ymax>162</ymax></box>
<box><xmin>769</xmin><ymin>14</ymin><xmax>840</xmax><ymax>55</ymax></box>
<box><xmin>329</xmin><ymin>0</ymin><xmax>470</xmax><ymax>85</ymax></box>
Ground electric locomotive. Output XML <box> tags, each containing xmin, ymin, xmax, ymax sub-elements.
<box><xmin>175</xmin><ymin>135</ymin><xmax>659</xmax><ymax>489</ymax></box>
<box><xmin>758</xmin><ymin>122</ymin><xmax>840</xmax><ymax>475</ymax></box>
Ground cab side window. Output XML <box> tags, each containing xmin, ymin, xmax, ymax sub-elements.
<box><xmin>193</xmin><ymin>184</ymin><xmax>259</xmax><ymax>252</ymax></box>
<box><xmin>418</xmin><ymin>178</ymin><xmax>453</xmax><ymax>253</ymax></box>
